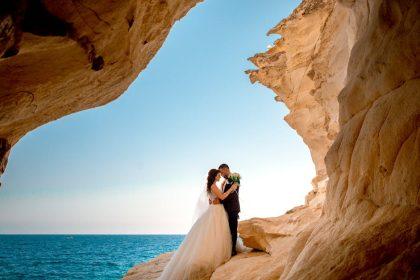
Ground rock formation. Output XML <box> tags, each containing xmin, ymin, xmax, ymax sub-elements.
<box><xmin>1</xmin><ymin>0</ymin><xmax>418</xmax><ymax>279</ymax></box>
<box><xmin>125</xmin><ymin>252</ymin><xmax>173</xmax><ymax>280</ymax></box>
<box><xmin>246</xmin><ymin>0</ymin><xmax>350</xmax><ymax>201</ymax></box>
<box><xmin>239</xmin><ymin>0</ymin><xmax>419</xmax><ymax>278</ymax></box>
<box><xmin>126</xmin><ymin>0</ymin><xmax>419</xmax><ymax>279</ymax></box>
<box><xmin>0</xmin><ymin>0</ymin><xmax>201</xmax><ymax>177</ymax></box>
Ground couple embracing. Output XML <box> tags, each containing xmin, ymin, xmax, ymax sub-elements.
<box><xmin>159</xmin><ymin>163</ymin><xmax>241</xmax><ymax>280</ymax></box>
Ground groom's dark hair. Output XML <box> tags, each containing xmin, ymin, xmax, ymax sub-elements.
<box><xmin>218</xmin><ymin>163</ymin><xmax>229</xmax><ymax>169</ymax></box>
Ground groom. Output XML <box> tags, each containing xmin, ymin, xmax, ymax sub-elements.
<box><xmin>219</xmin><ymin>163</ymin><xmax>240</xmax><ymax>256</ymax></box>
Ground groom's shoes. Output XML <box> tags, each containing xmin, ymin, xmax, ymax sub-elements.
<box><xmin>231</xmin><ymin>251</ymin><xmax>237</xmax><ymax>257</ymax></box>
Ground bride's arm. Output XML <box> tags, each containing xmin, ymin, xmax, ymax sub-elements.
<box><xmin>211</xmin><ymin>183</ymin><xmax>237</xmax><ymax>201</ymax></box>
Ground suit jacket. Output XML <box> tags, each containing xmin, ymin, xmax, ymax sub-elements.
<box><xmin>222</xmin><ymin>179</ymin><xmax>240</xmax><ymax>214</ymax></box>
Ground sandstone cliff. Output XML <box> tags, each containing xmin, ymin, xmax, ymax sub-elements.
<box><xmin>126</xmin><ymin>0</ymin><xmax>419</xmax><ymax>279</ymax></box>
<box><xmin>246</xmin><ymin>0</ymin><xmax>349</xmax><ymax>201</ymax></box>
<box><xmin>0</xmin><ymin>0</ymin><xmax>201</xmax><ymax>176</ymax></box>
<box><xmin>232</xmin><ymin>0</ymin><xmax>419</xmax><ymax>278</ymax></box>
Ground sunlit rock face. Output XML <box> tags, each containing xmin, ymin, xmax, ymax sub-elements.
<box><xmin>124</xmin><ymin>252</ymin><xmax>173</xmax><ymax>280</ymax></box>
<box><xmin>238</xmin><ymin>205</ymin><xmax>322</xmax><ymax>254</ymax></box>
<box><xmin>235</xmin><ymin>0</ymin><xmax>420</xmax><ymax>279</ymax></box>
<box><xmin>211</xmin><ymin>205</ymin><xmax>323</xmax><ymax>280</ymax></box>
<box><xmin>246</xmin><ymin>0</ymin><xmax>355</xmax><ymax>201</ymax></box>
<box><xmin>0</xmin><ymin>0</ymin><xmax>201</xmax><ymax>176</ymax></box>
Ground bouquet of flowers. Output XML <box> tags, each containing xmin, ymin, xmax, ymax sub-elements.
<box><xmin>228</xmin><ymin>172</ymin><xmax>241</xmax><ymax>186</ymax></box>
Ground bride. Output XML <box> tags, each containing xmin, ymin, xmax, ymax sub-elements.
<box><xmin>158</xmin><ymin>169</ymin><xmax>239</xmax><ymax>280</ymax></box>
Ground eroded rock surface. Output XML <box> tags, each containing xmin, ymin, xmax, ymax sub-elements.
<box><xmin>124</xmin><ymin>252</ymin><xmax>173</xmax><ymax>280</ymax></box>
<box><xmin>0</xmin><ymin>0</ymin><xmax>201</xmax><ymax>177</ymax></box>
<box><xmin>2</xmin><ymin>0</ymin><xmax>418</xmax><ymax>279</ymax></box>
<box><xmin>240</xmin><ymin>0</ymin><xmax>420</xmax><ymax>279</ymax></box>
<box><xmin>246</xmin><ymin>0</ymin><xmax>354</xmax><ymax>196</ymax></box>
<box><xmin>210</xmin><ymin>204</ymin><xmax>323</xmax><ymax>280</ymax></box>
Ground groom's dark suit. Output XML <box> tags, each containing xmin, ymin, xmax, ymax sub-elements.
<box><xmin>222</xmin><ymin>178</ymin><xmax>240</xmax><ymax>256</ymax></box>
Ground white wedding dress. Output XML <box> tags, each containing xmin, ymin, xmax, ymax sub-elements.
<box><xmin>158</xmin><ymin>190</ymin><xmax>231</xmax><ymax>280</ymax></box>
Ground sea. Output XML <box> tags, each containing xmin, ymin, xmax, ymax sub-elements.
<box><xmin>0</xmin><ymin>234</ymin><xmax>185</xmax><ymax>280</ymax></box>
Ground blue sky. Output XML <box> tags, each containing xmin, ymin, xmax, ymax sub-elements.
<box><xmin>0</xmin><ymin>0</ymin><xmax>312</xmax><ymax>234</ymax></box>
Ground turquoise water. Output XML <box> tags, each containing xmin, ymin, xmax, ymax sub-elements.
<box><xmin>0</xmin><ymin>235</ymin><xmax>184</xmax><ymax>279</ymax></box>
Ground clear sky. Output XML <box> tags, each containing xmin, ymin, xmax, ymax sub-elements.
<box><xmin>0</xmin><ymin>0</ymin><xmax>311</xmax><ymax>234</ymax></box>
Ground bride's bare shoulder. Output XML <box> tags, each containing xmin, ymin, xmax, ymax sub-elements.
<box><xmin>211</xmin><ymin>184</ymin><xmax>221</xmax><ymax>193</ymax></box>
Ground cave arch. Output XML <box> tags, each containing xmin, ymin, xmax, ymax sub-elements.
<box><xmin>0</xmin><ymin>0</ymin><xmax>419</xmax><ymax>279</ymax></box>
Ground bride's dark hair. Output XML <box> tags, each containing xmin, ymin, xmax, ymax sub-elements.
<box><xmin>207</xmin><ymin>169</ymin><xmax>220</xmax><ymax>194</ymax></box>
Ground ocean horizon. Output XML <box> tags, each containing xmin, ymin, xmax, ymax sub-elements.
<box><xmin>0</xmin><ymin>234</ymin><xmax>185</xmax><ymax>279</ymax></box>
